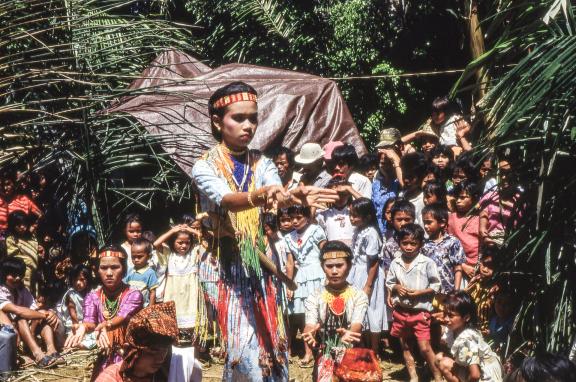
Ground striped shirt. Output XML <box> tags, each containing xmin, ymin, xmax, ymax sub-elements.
<box><xmin>385</xmin><ymin>253</ymin><xmax>441</xmax><ymax>312</ymax></box>
<box><xmin>0</xmin><ymin>195</ymin><xmax>42</xmax><ymax>231</ymax></box>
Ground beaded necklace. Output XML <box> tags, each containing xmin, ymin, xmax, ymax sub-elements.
<box><xmin>100</xmin><ymin>286</ymin><xmax>127</xmax><ymax>320</ymax></box>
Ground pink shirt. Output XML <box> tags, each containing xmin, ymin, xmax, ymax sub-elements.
<box><xmin>447</xmin><ymin>212</ymin><xmax>480</xmax><ymax>265</ymax></box>
<box><xmin>480</xmin><ymin>191</ymin><xmax>520</xmax><ymax>234</ymax></box>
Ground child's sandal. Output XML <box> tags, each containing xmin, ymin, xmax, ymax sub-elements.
<box><xmin>35</xmin><ymin>355</ymin><xmax>56</xmax><ymax>369</ymax></box>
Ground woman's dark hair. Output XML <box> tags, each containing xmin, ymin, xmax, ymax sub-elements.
<box><xmin>422</xmin><ymin>202</ymin><xmax>449</xmax><ymax>223</ymax></box>
<box><xmin>271</xmin><ymin>146</ymin><xmax>295</xmax><ymax>168</ymax></box>
<box><xmin>350</xmin><ymin>198</ymin><xmax>379</xmax><ymax>233</ymax></box>
<box><xmin>358</xmin><ymin>154</ymin><xmax>379</xmax><ymax>173</ymax></box>
<box><xmin>320</xmin><ymin>240</ymin><xmax>353</xmax><ymax>265</ymax></box>
<box><xmin>124</xmin><ymin>213</ymin><xmax>143</xmax><ymax>228</ymax></box>
<box><xmin>7</xmin><ymin>210</ymin><xmax>30</xmax><ymax>236</ymax></box>
<box><xmin>68</xmin><ymin>264</ymin><xmax>93</xmax><ymax>289</ymax></box>
<box><xmin>287</xmin><ymin>205</ymin><xmax>311</xmax><ymax>218</ymax></box>
<box><xmin>515</xmin><ymin>352</ymin><xmax>576</xmax><ymax>382</ymax></box>
<box><xmin>444</xmin><ymin>290</ymin><xmax>478</xmax><ymax>327</ymax></box>
<box><xmin>332</xmin><ymin>144</ymin><xmax>359</xmax><ymax>168</ymax></box>
<box><xmin>451</xmin><ymin>180</ymin><xmax>481</xmax><ymax>202</ymax></box>
<box><xmin>397</xmin><ymin>223</ymin><xmax>425</xmax><ymax>244</ymax></box>
<box><xmin>208</xmin><ymin>82</ymin><xmax>258</xmax><ymax>142</ymax></box>
<box><xmin>262</xmin><ymin>212</ymin><xmax>278</xmax><ymax>232</ymax></box>
<box><xmin>0</xmin><ymin>257</ymin><xmax>26</xmax><ymax>284</ymax></box>
<box><xmin>423</xmin><ymin>180</ymin><xmax>448</xmax><ymax>207</ymax></box>
<box><xmin>390</xmin><ymin>198</ymin><xmax>415</xmax><ymax>219</ymax></box>
<box><xmin>400</xmin><ymin>152</ymin><xmax>428</xmax><ymax>180</ymax></box>
<box><xmin>96</xmin><ymin>245</ymin><xmax>128</xmax><ymax>277</ymax></box>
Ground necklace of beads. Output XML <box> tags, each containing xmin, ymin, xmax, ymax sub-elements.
<box><xmin>218</xmin><ymin>145</ymin><xmax>251</xmax><ymax>191</ymax></box>
<box><xmin>101</xmin><ymin>287</ymin><xmax>125</xmax><ymax>320</ymax></box>
<box><xmin>321</xmin><ymin>285</ymin><xmax>353</xmax><ymax>316</ymax></box>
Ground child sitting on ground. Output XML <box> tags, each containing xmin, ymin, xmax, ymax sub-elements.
<box><xmin>123</xmin><ymin>238</ymin><xmax>159</xmax><ymax>307</ymax></box>
<box><xmin>0</xmin><ymin>257</ymin><xmax>62</xmax><ymax>368</ymax></box>
<box><xmin>386</xmin><ymin>223</ymin><xmax>442</xmax><ymax>382</ymax></box>
<box><xmin>284</xmin><ymin>205</ymin><xmax>327</xmax><ymax>367</ymax></box>
<box><xmin>437</xmin><ymin>291</ymin><xmax>503</xmax><ymax>382</ymax></box>
<box><xmin>57</xmin><ymin>264</ymin><xmax>96</xmax><ymax>350</ymax></box>
<box><xmin>6</xmin><ymin>211</ymin><xmax>40</xmax><ymax>295</ymax></box>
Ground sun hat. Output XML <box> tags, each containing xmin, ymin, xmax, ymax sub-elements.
<box><xmin>419</xmin><ymin>122</ymin><xmax>439</xmax><ymax>138</ymax></box>
<box><xmin>295</xmin><ymin>143</ymin><xmax>325</xmax><ymax>165</ymax></box>
<box><xmin>375</xmin><ymin>128</ymin><xmax>402</xmax><ymax>148</ymax></box>
<box><xmin>323</xmin><ymin>141</ymin><xmax>344</xmax><ymax>161</ymax></box>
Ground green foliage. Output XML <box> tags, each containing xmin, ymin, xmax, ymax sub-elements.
<box><xmin>0</xmin><ymin>0</ymin><xmax>197</xmax><ymax>241</ymax></box>
<box><xmin>456</xmin><ymin>0</ymin><xmax>576</xmax><ymax>354</ymax></box>
<box><xmin>183</xmin><ymin>0</ymin><xmax>466</xmax><ymax>149</ymax></box>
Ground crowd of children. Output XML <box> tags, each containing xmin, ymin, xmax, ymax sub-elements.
<box><xmin>0</xmin><ymin>95</ymin><xmax>564</xmax><ymax>382</ymax></box>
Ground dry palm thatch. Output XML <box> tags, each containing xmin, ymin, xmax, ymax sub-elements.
<box><xmin>0</xmin><ymin>0</ymin><xmax>200</xmax><ymax>241</ymax></box>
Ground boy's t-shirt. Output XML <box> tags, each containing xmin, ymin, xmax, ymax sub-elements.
<box><xmin>123</xmin><ymin>266</ymin><xmax>159</xmax><ymax>306</ymax></box>
<box><xmin>421</xmin><ymin>234</ymin><xmax>465</xmax><ymax>294</ymax></box>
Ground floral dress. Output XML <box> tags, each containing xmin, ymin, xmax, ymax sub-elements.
<box><xmin>447</xmin><ymin>328</ymin><xmax>503</xmax><ymax>382</ymax></box>
<box><xmin>284</xmin><ymin>224</ymin><xmax>327</xmax><ymax>314</ymax></box>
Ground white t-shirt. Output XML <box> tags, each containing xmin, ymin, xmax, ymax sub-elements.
<box><xmin>348</xmin><ymin>172</ymin><xmax>372</xmax><ymax>198</ymax></box>
<box><xmin>440</xmin><ymin>114</ymin><xmax>460</xmax><ymax>146</ymax></box>
<box><xmin>316</xmin><ymin>206</ymin><xmax>354</xmax><ymax>246</ymax></box>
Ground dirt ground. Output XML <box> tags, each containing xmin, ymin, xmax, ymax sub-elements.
<box><xmin>202</xmin><ymin>356</ymin><xmax>408</xmax><ymax>381</ymax></box>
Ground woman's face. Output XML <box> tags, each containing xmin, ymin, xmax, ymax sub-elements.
<box><xmin>213</xmin><ymin>101</ymin><xmax>258</xmax><ymax>151</ymax></box>
<box><xmin>322</xmin><ymin>258</ymin><xmax>350</xmax><ymax>288</ymax></box>
<box><xmin>432</xmin><ymin>153</ymin><xmax>450</xmax><ymax>169</ymax></box>
<box><xmin>98</xmin><ymin>257</ymin><xmax>124</xmax><ymax>290</ymax></box>
<box><xmin>132</xmin><ymin>345</ymin><xmax>171</xmax><ymax>377</ymax></box>
<box><xmin>173</xmin><ymin>233</ymin><xmax>192</xmax><ymax>255</ymax></box>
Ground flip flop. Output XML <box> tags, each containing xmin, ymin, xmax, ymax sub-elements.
<box><xmin>48</xmin><ymin>352</ymin><xmax>66</xmax><ymax>366</ymax></box>
<box><xmin>35</xmin><ymin>355</ymin><xmax>56</xmax><ymax>369</ymax></box>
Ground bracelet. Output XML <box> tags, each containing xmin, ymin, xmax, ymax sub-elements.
<box><xmin>247</xmin><ymin>191</ymin><xmax>256</xmax><ymax>208</ymax></box>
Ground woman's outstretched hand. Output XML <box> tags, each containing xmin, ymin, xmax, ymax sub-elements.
<box><xmin>289</xmin><ymin>186</ymin><xmax>338</xmax><ymax>209</ymax></box>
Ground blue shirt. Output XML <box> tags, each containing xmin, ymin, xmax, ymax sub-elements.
<box><xmin>372</xmin><ymin>171</ymin><xmax>400</xmax><ymax>234</ymax></box>
<box><xmin>123</xmin><ymin>266</ymin><xmax>159</xmax><ymax>306</ymax></box>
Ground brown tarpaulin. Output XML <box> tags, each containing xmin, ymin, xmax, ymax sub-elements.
<box><xmin>106</xmin><ymin>50</ymin><xmax>366</xmax><ymax>176</ymax></box>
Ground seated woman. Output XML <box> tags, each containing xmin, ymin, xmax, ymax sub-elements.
<box><xmin>302</xmin><ymin>240</ymin><xmax>369</xmax><ymax>382</ymax></box>
<box><xmin>64</xmin><ymin>246</ymin><xmax>143</xmax><ymax>376</ymax></box>
<box><xmin>96</xmin><ymin>301</ymin><xmax>202</xmax><ymax>382</ymax></box>
<box><xmin>0</xmin><ymin>257</ymin><xmax>62</xmax><ymax>368</ymax></box>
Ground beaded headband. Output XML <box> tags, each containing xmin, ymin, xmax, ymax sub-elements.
<box><xmin>99</xmin><ymin>250</ymin><xmax>126</xmax><ymax>259</ymax></box>
<box><xmin>212</xmin><ymin>92</ymin><xmax>257</xmax><ymax>109</ymax></box>
<box><xmin>322</xmin><ymin>251</ymin><xmax>351</xmax><ymax>260</ymax></box>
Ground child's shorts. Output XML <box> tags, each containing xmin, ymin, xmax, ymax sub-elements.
<box><xmin>390</xmin><ymin>308</ymin><xmax>431</xmax><ymax>341</ymax></box>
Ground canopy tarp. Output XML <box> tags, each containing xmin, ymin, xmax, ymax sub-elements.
<box><xmin>106</xmin><ymin>50</ymin><xmax>366</xmax><ymax>176</ymax></box>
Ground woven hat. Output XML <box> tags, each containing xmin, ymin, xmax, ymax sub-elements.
<box><xmin>323</xmin><ymin>141</ymin><xmax>344</xmax><ymax>160</ymax></box>
<box><xmin>295</xmin><ymin>143</ymin><xmax>324</xmax><ymax>165</ymax></box>
<box><xmin>419</xmin><ymin>122</ymin><xmax>439</xmax><ymax>138</ymax></box>
<box><xmin>375</xmin><ymin>128</ymin><xmax>401</xmax><ymax>148</ymax></box>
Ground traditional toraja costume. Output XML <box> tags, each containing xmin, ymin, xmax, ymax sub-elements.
<box><xmin>83</xmin><ymin>250</ymin><xmax>143</xmax><ymax>374</ymax></box>
<box><xmin>303</xmin><ymin>250</ymin><xmax>371</xmax><ymax>382</ymax></box>
<box><xmin>192</xmin><ymin>139</ymin><xmax>288</xmax><ymax>378</ymax></box>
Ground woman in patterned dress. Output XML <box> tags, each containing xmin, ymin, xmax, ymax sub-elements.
<box><xmin>191</xmin><ymin>82</ymin><xmax>337</xmax><ymax>381</ymax></box>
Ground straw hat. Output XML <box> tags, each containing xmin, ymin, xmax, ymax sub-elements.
<box><xmin>375</xmin><ymin>128</ymin><xmax>401</xmax><ymax>148</ymax></box>
<box><xmin>419</xmin><ymin>122</ymin><xmax>439</xmax><ymax>138</ymax></box>
<box><xmin>295</xmin><ymin>143</ymin><xmax>324</xmax><ymax>165</ymax></box>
